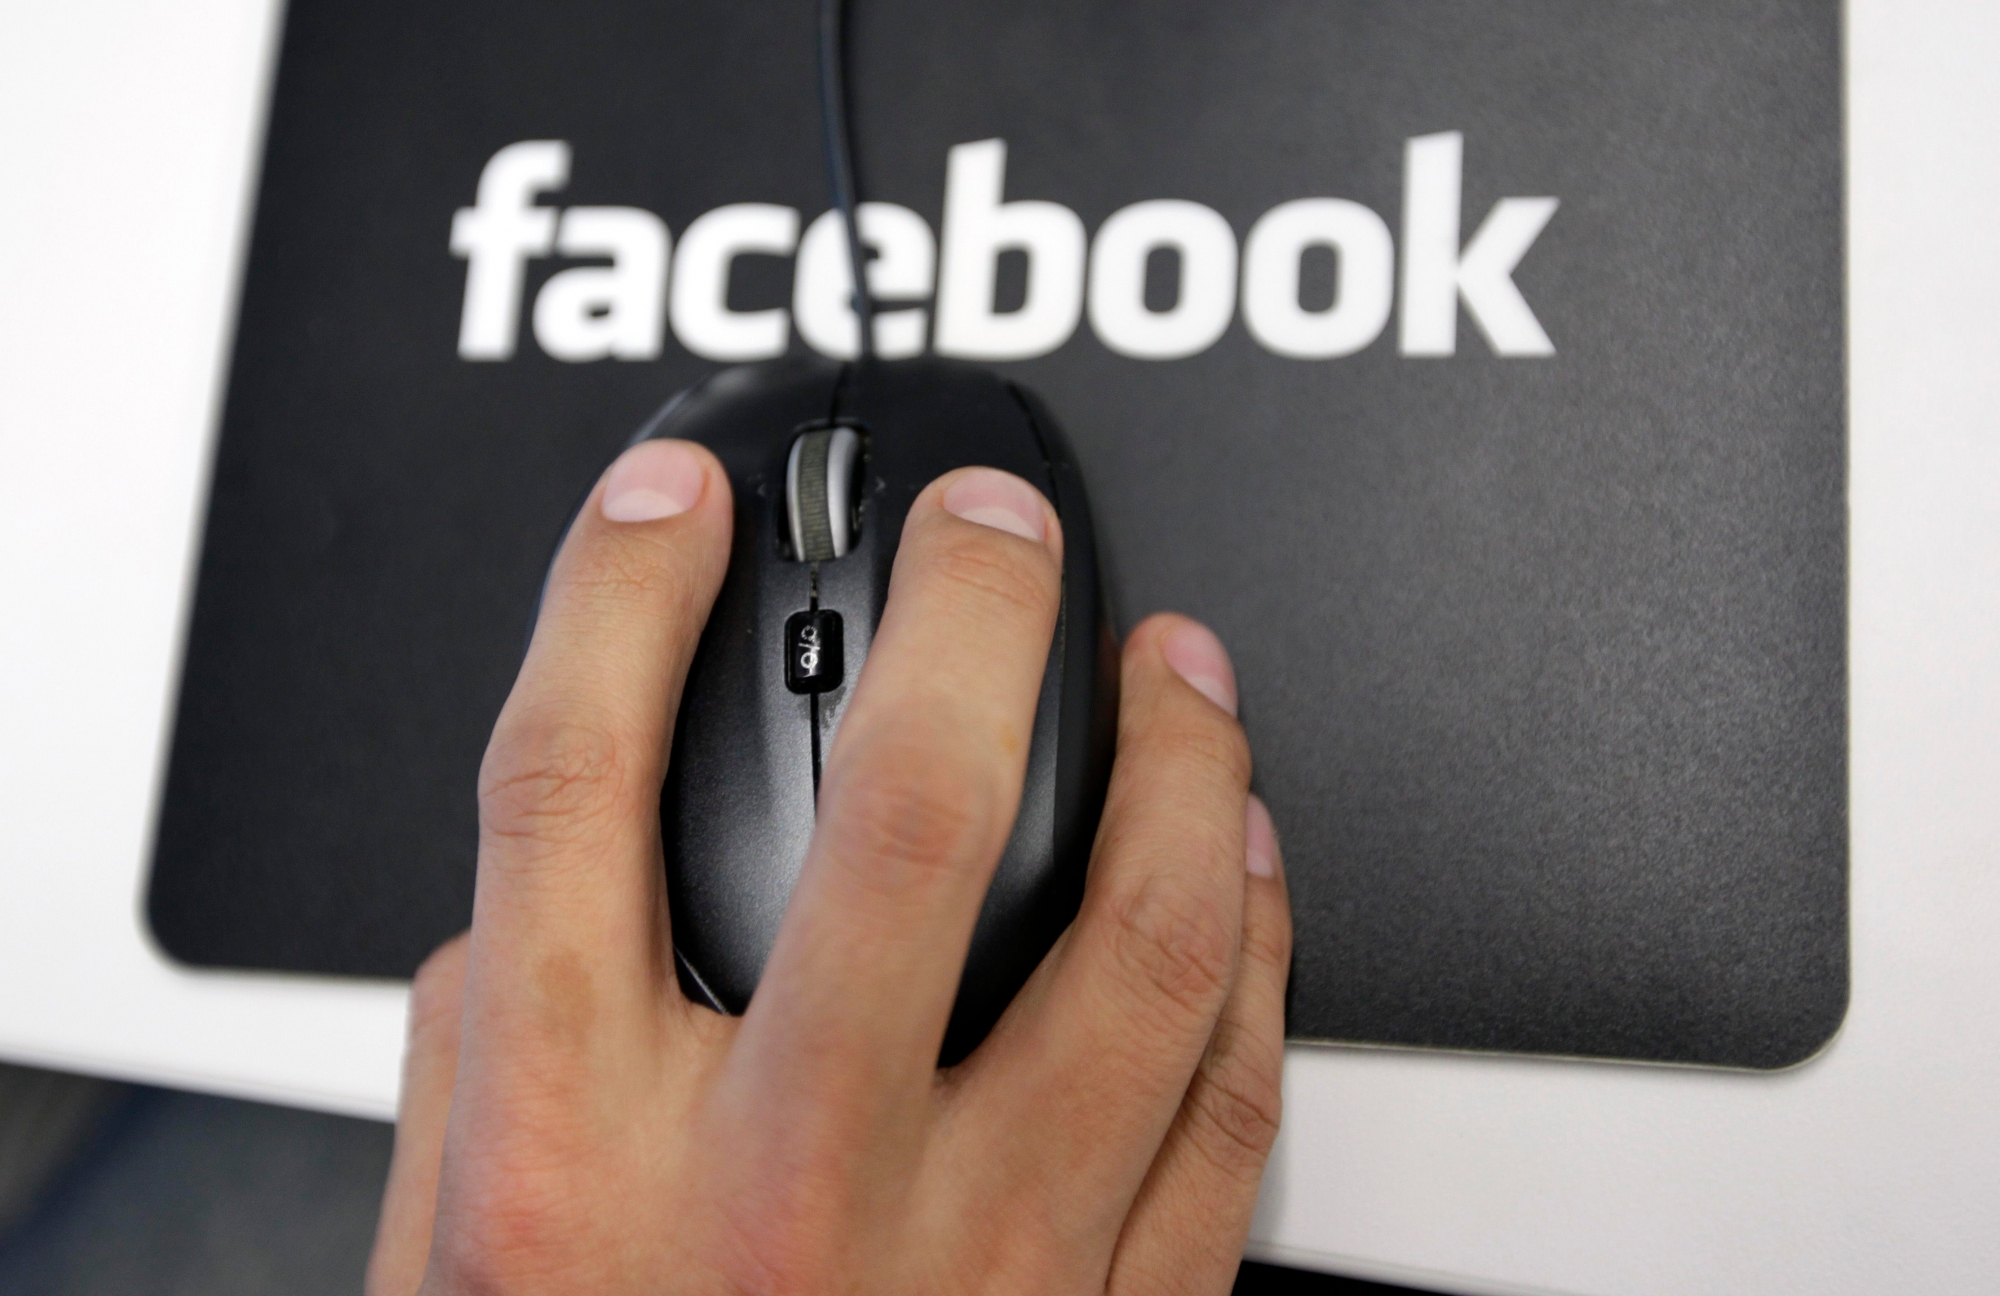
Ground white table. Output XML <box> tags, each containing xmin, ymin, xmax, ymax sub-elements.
<box><xmin>2</xmin><ymin>2</ymin><xmax>1995</xmax><ymax>1292</ymax></box>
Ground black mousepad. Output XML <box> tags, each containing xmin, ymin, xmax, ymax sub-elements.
<box><xmin>149</xmin><ymin>0</ymin><xmax>1846</xmax><ymax>1069</ymax></box>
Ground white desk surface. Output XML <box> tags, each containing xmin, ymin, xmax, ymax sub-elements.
<box><xmin>2</xmin><ymin>2</ymin><xmax>1995</xmax><ymax>1292</ymax></box>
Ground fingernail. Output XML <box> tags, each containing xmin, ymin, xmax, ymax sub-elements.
<box><xmin>1163</xmin><ymin>621</ymin><xmax>1238</xmax><ymax>716</ymax></box>
<box><xmin>601</xmin><ymin>440</ymin><xmax>706</xmax><ymax>523</ymax></box>
<box><xmin>941</xmin><ymin>468</ymin><xmax>1048</xmax><ymax>543</ymax></box>
<box><xmin>1245</xmin><ymin>795</ymin><xmax>1282</xmax><ymax>879</ymax></box>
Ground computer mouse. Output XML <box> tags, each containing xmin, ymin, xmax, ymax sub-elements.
<box><xmin>571</xmin><ymin>355</ymin><xmax>1114</xmax><ymax>1062</ymax></box>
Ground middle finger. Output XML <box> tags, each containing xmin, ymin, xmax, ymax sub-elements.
<box><xmin>731</xmin><ymin>466</ymin><xmax>1064</xmax><ymax>1107</ymax></box>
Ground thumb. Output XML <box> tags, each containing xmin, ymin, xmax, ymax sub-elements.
<box><xmin>367</xmin><ymin>933</ymin><xmax>469</xmax><ymax>1296</ymax></box>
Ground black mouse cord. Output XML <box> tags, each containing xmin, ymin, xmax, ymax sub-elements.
<box><xmin>818</xmin><ymin>0</ymin><xmax>874</xmax><ymax>360</ymax></box>
<box><xmin>814</xmin><ymin>0</ymin><xmax>858</xmax><ymax>793</ymax></box>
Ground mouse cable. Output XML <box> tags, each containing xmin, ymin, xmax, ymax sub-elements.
<box><xmin>817</xmin><ymin>0</ymin><xmax>875</xmax><ymax>359</ymax></box>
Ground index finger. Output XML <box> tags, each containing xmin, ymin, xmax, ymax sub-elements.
<box><xmin>467</xmin><ymin>439</ymin><xmax>732</xmax><ymax>1039</ymax></box>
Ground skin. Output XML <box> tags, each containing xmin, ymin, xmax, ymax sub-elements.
<box><xmin>366</xmin><ymin>441</ymin><xmax>1292</xmax><ymax>1295</ymax></box>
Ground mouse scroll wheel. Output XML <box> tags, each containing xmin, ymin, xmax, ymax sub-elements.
<box><xmin>786</xmin><ymin>426</ymin><xmax>862</xmax><ymax>563</ymax></box>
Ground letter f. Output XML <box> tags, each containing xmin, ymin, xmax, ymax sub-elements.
<box><xmin>450</xmin><ymin>141</ymin><xmax>572</xmax><ymax>360</ymax></box>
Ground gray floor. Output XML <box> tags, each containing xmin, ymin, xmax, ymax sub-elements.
<box><xmin>0</xmin><ymin>1065</ymin><xmax>123</xmax><ymax>1239</ymax></box>
<box><xmin>0</xmin><ymin>1067</ymin><xmax>392</xmax><ymax>1296</ymax></box>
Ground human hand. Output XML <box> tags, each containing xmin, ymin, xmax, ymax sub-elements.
<box><xmin>366</xmin><ymin>438</ymin><xmax>1291</xmax><ymax>1295</ymax></box>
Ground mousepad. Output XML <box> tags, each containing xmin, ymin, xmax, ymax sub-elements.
<box><xmin>149</xmin><ymin>0</ymin><xmax>1846</xmax><ymax>1069</ymax></box>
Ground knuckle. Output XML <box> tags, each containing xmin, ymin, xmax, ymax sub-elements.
<box><xmin>429</xmin><ymin>1196</ymin><xmax>577</xmax><ymax>1294</ymax></box>
<box><xmin>420</xmin><ymin>1100</ymin><xmax>685</xmax><ymax>1292</ymax></box>
<box><xmin>1104</xmin><ymin>874</ymin><xmax>1237</xmax><ymax>1027</ymax></box>
<box><xmin>1188</xmin><ymin>1025</ymin><xmax>1286</xmax><ymax>1172</ymax></box>
<box><xmin>820</xmin><ymin>737</ymin><xmax>995</xmax><ymax>885</ymax></box>
<box><xmin>563</xmin><ymin>532</ymin><xmax>689</xmax><ymax>609</ymax></box>
<box><xmin>930</xmin><ymin>530</ymin><xmax>1057</xmax><ymax>624</ymax></box>
<box><xmin>1155</xmin><ymin>713</ymin><xmax>1253</xmax><ymax>791</ymax></box>
<box><xmin>421</xmin><ymin>1146</ymin><xmax>578</xmax><ymax>1285</ymax></box>
<box><xmin>478</xmin><ymin>709</ymin><xmax>630</xmax><ymax>851</ymax></box>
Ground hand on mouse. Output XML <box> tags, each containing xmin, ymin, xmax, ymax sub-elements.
<box><xmin>366</xmin><ymin>438</ymin><xmax>1292</xmax><ymax>1295</ymax></box>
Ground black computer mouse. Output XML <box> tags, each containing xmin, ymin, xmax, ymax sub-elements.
<box><xmin>578</xmin><ymin>356</ymin><xmax>1114</xmax><ymax>1062</ymax></box>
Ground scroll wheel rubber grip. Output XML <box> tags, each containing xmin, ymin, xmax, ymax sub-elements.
<box><xmin>786</xmin><ymin>427</ymin><xmax>860</xmax><ymax>562</ymax></box>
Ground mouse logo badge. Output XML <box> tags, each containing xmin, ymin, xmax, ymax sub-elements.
<box><xmin>784</xmin><ymin>610</ymin><xmax>845</xmax><ymax>695</ymax></box>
